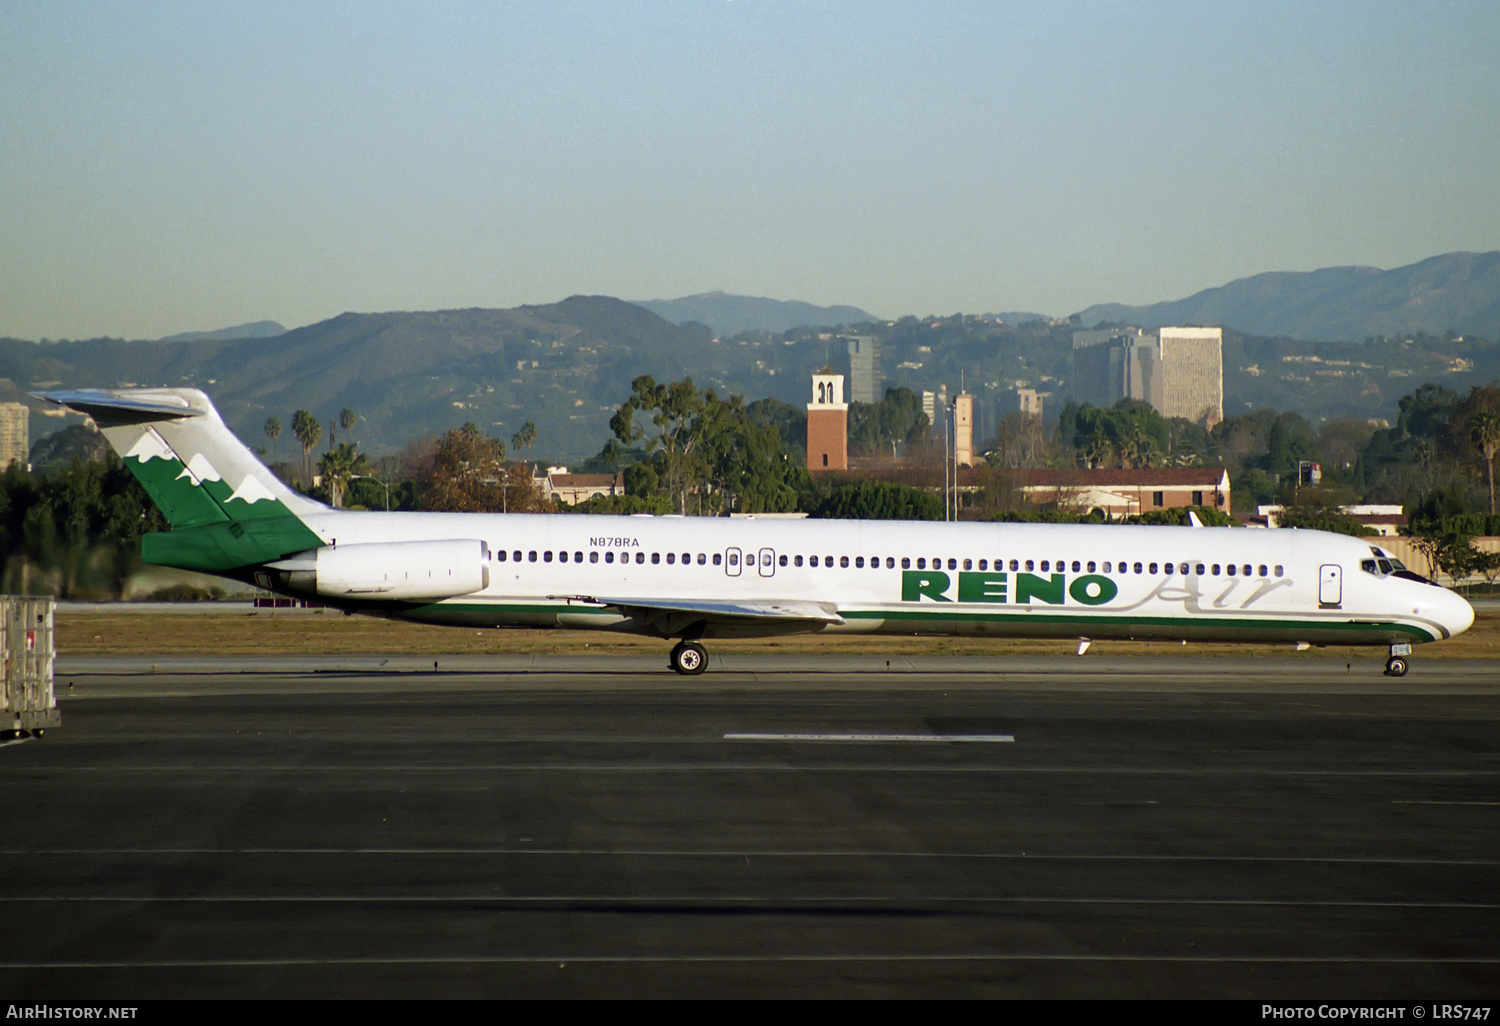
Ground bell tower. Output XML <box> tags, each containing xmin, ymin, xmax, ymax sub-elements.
<box><xmin>806</xmin><ymin>368</ymin><xmax>847</xmax><ymax>473</ymax></box>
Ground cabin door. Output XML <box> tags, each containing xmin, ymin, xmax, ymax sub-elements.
<box><xmin>725</xmin><ymin>547</ymin><xmax>742</xmax><ymax>577</ymax></box>
<box><xmin>758</xmin><ymin>547</ymin><xmax>775</xmax><ymax>578</ymax></box>
<box><xmin>1319</xmin><ymin>564</ymin><xmax>1342</xmax><ymax>608</ymax></box>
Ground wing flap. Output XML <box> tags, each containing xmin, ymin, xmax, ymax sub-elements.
<box><xmin>574</xmin><ymin>596</ymin><xmax>844</xmax><ymax>625</ymax></box>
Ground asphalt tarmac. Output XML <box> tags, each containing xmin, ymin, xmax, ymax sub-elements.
<box><xmin>2</xmin><ymin>655</ymin><xmax>1498</xmax><ymax>999</ymax></box>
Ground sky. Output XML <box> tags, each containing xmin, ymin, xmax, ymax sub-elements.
<box><xmin>2</xmin><ymin>0</ymin><xmax>1498</xmax><ymax>340</ymax></box>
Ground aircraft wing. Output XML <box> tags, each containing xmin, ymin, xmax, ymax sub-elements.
<box><xmin>569</xmin><ymin>595</ymin><xmax>844</xmax><ymax>634</ymax></box>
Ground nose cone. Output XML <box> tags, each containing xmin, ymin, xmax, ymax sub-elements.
<box><xmin>1436</xmin><ymin>588</ymin><xmax>1475</xmax><ymax>640</ymax></box>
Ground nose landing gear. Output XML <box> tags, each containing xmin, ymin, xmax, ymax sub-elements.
<box><xmin>669</xmin><ymin>641</ymin><xmax>709</xmax><ymax>675</ymax></box>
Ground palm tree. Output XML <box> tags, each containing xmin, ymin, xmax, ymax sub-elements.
<box><xmin>263</xmin><ymin>417</ymin><xmax>281</xmax><ymax>457</ymax></box>
<box><xmin>317</xmin><ymin>442</ymin><xmax>369</xmax><ymax>509</ymax></box>
<box><xmin>1471</xmin><ymin>410</ymin><xmax>1500</xmax><ymax>514</ymax></box>
<box><xmin>339</xmin><ymin>408</ymin><xmax>357</xmax><ymax>442</ymax></box>
<box><xmin>511</xmin><ymin>421</ymin><xmax>538</xmax><ymax>454</ymax></box>
<box><xmin>290</xmin><ymin>409</ymin><xmax>320</xmax><ymax>484</ymax></box>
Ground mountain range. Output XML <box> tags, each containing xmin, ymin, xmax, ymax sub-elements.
<box><xmin>633</xmin><ymin>292</ymin><xmax>876</xmax><ymax>336</ymax></box>
<box><xmin>5</xmin><ymin>252</ymin><xmax>1500</xmax><ymax>462</ymax></box>
<box><xmin>1076</xmin><ymin>251</ymin><xmax>1500</xmax><ymax>341</ymax></box>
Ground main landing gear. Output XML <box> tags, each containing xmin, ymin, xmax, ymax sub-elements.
<box><xmin>669</xmin><ymin>641</ymin><xmax>708</xmax><ymax>676</ymax></box>
<box><xmin>1384</xmin><ymin>643</ymin><xmax>1412</xmax><ymax>678</ymax></box>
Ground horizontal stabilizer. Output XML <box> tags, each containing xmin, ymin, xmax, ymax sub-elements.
<box><xmin>33</xmin><ymin>389</ymin><xmax>203</xmax><ymax>425</ymax></box>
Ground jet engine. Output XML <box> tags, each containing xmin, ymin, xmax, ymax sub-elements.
<box><xmin>264</xmin><ymin>539</ymin><xmax>490</xmax><ymax>601</ymax></box>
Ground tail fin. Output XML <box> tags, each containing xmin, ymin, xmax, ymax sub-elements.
<box><xmin>34</xmin><ymin>388</ymin><xmax>326</xmax><ymax>572</ymax></box>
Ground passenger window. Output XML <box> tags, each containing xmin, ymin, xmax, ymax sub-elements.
<box><xmin>1071</xmin><ymin>560</ymin><xmax>1080</xmax><ymax>572</ymax></box>
<box><xmin>962</xmin><ymin>558</ymin><xmax>972</xmax><ymax>570</ymax></box>
<box><xmin>978</xmin><ymin>559</ymin><xmax>987</xmax><ymax>571</ymax></box>
<box><xmin>794</xmin><ymin>555</ymin><xmax>803</xmax><ymax>567</ymax></box>
<box><xmin>636</xmin><ymin>552</ymin><xmax>645</xmax><ymax>565</ymax></box>
<box><xmin>729</xmin><ymin>552</ymin><xmax>739</xmax><ymax>566</ymax></box>
<box><xmin>558</xmin><ymin>551</ymin><xmax>567</xmax><ymax>563</ymax></box>
<box><xmin>1149</xmin><ymin>562</ymin><xmax>1158</xmax><ymax>574</ymax></box>
<box><xmin>901</xmin><ymin>557</ymin><xmax>910</xmax><ymax>569</ymax></box>
<box><xmin>1011</xmin><ymin>560</ymin><xmax>1020</xmax><ymax>571</ymax></box>
<box><xmin>1195</xmin><ymin>563</ymin><xmax>1205</xmax><ymax>575</ymax></box>
<box><xmin>590</xmin><ymin>552</ymin><xmax>599</xmax><ymax>564</ymax></box>
<box><xmin>1227</xmin><ymin>564</ymin><xmax>1236</xmax><ymax>576</ymax></box>
<box><xmin>827</xmin><ymin>555</ymin><xmax>834</xmax><ymax>567</ymax></box>
<box><xmin>1087</xmin><ymin>561</ymin><xmax>1095</xmax><ymax>572</ymax></box>
<box><xmin>1102</xmin><ymin>561</ymin><xmax>1111</xmax><ymax>573</ymax></box>
<box><xmin>1040</xmin><ymin>560</ymin><xmax>1049</xmax><ymax>572</ymax></box>
<box><xmin>713</xmin><ymin>553</ymin><xmax>722</xmax><ymax>566</ymax></box>
<box><xmin>745</xmin><ymin>553</ymin><xmax>754</xmax><ymax>566</ymax></box>
<box><xmin>575</xmin><ymin>552</ymin><xmax>583</xmax><ymax>563</ymax></box>
<box><xmin>1242</xmin><ymin>565</ymin><xmax>1251</xmax><ymax>577</ymax></box>
<box><xmin>917</xmin><ymin>558</ymin><xmax>926</xmax><ymax>569</ymax></box>
<box><xmin>855</xmin><ymin>556</ymin><xmax>864</xmax><ymax>568</ymax></box>
<box><xmin>1212</xmin><ymin>564</ymin><xmax>1220</xmax><ymax>575</ymax></box>
<box><xmin>697</xmin><ymin>553</ymin><xmax>706</xmax><ymax>565</ymax></box>
<box><xmin>1133</xmin><ymin>562</ymin><xmax>1142</xmax><ymax>574</ymax></box>
<box><xmin>886</xmin><ymin>557</ymin><xmax>895</xmax><ymax>569</ymax></box>
<box><xmin>651</xmin><ymin>552</ymin><xmax>660</xmax><ymax>565</ymax></box>
<box><xmin>497</xmin><ymin>550</ymin><xmax>507</xmax><ymax>562</ymax></box>
<box><xmin>1025</xmin><ymin>560</ymin><xmax>1034</xmax><ymax>571</ymax></box>
<box><xmin>780</xmin><ymin>555</ymin><xmax>788</xmax><ymax>567</ymax></box>
<box><xmin>840</xmin><ymin>556</ymin><xmax>849</xmax><ymax>568</ymax></box>
<box><xmin>1258</xmin><ymin>565</ymin><xmax>1267</xmax><ymax>576</ymax></box>
<box><xmin>528</xmin><ymin>551</ymin><xmax>538</xmax><ymax>562</ymax></box>
<box><xmin>1274</xmin><ymin>565</ymin><xmax>1284</xmax><ymax>577</ymax></box>
<box><xmin>666</xmin><ymin>552</ymin><xmax>675</xmax><ymax>564</ymax></box>
<box><xmin>605</xmin><ymin>552</ymin><xmax>614</xmax><ymax>564</ymax></box>
<box><xmin>1180</xmin><ymin>563</ymin><xmax>1188</xmax><ymax>575</ymax></box>
<box><xmin>946</xmin><ymin>558</ymin><xmax>956</xmax><ymax>570</ymax></box>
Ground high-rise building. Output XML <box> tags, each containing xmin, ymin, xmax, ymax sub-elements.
<box><xmin>921</xmin><ymin>385</ymin><xmax>947</xmax><ymax>435</ymax></box>
<box><xmin>1071</xmin><ymin>328</ymin><xmax>1160</xmax><ymax>410</ymax></box>
<box><xmin>999</xmin><ymin>387</ymin><xmax>1044</xmax><ymax>422</ymax></box>
<box><xmin>1071</xmin><ymin>326</ymin><xmax>1221</xmax><ymax>427</ymax></box>
<box><xmin>845</xmin><ymin>335</ymin><xmax>882</xmax><ymax>405</ymax></box>
<box><xmin>953</xmin><ymin>394</ymin><xmax>974</xmax><ymax>467</ymax></box>
<box><xmin>1157</xmin><ymin>327</ymin><xmax>1223</xmax><ymax>427</ymax></box>
<box><xmin>806</xmin><ymin>369</ymin><xmax>848</xmax><ymax>473</ymax></box>
<box><xmin>0</xmin><ymin>404</ymin><xmax>28</xmax><ymax>470</ymax></box>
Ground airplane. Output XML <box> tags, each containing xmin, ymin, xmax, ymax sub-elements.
<box><xmin>37</xmin><ymin>387</ymin><xmax>1474</xmax><ymax>677</ymax></box>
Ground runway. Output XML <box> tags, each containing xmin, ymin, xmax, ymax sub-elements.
<box><xmin>3</xmin><ymin>656</ymin><xmax>1498</xmax><ymax>998</ymax></box>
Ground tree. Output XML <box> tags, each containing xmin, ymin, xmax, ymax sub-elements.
<box><xmin>1466</xmin><ymin>409</ymin><xmax>1500</xmax><ymax>514</ymax></box>
<box><xmin>610</xmin><ymin>377</ymin><xmax>716</xmax><ymax>514</ymax></box>
<box><xmin>511</xmin><ymin>421</ymin><xmax>538</xmax><ymax>454</ymax></box>
<box><xmin>339</xmin><ymin>408</ymin><xmax>357</xmax><ymax>442</ymax></box>
<box><xmin>290</xmin><ymin>410</ymin><xmax>320</xmax><ymax>484</ymax></box>
<box><xmin>264</xmin><ymin>417</ymin><xmax>282</xmax><ymax>457</ymax></box>
<box><xmin>809</xmin><ymin>479</ymin><xmax>942</xmax><ymax>520</ymax></box>
<box><xmin>316</xmin><ymin>442</ymin><xmax>370</xmax><ymax>509</ymax></box>
<box><xmin>419</xmin><ymin>423</ymin><xmax>548</xmax><ymax>513</ymax></box>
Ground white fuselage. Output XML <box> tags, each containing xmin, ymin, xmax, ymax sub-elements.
<box><xmin>288</xmin><ymin>511</ymin><xmax>1475</xmax><ymax>647</ymax></box>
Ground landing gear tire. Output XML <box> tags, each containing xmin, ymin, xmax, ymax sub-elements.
<box><xmin>669</xmin><ymin>641</ymin><xmax>708</xmax><ymax>676</ymax></box>
<box><xmin>1384</xmin><ymin>656</ymin><xmax>1409</xmax><ymax>677</ymax></box>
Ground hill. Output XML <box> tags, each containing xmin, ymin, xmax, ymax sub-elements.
<box><xmin>633</xmin><ymin>292</ymin><xmax>877</xmax><ymax>336</ymax></box>
<box><xmin>158</xmin><ymin>320</ymin><xmax>287</xmax><ymax>343</ymax></box>
<box><xmin>0</xmin><ymin>298</ymin><xmax>715</xmax><ymax>460</ymax></box>
<box><xmin>1076</xmin><ymin>251</ymin><xmax>1500</xmax><ymax>341</ymax></box>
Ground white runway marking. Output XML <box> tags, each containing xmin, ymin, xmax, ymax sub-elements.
<box><xmin>4</xmin><ymin>848</ymin><xmax>1497</xmax><ymax>866</ymax></box>
<box><xmin>2</xmin><ymin>954</ymin><xmax>1495</xmax><ymax>969</ymax></box>
<box><xmin>723</xmin><ymin>732</ymin><xmax>1013</xmax><ymax>743</ymax></box>
<box><xmin>8</xmin><ymin>895</ymin><xmax>1498</xmax><ymax>909</ymax></box>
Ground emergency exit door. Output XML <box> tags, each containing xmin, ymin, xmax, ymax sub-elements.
<box><xmin>1319</xmin><ymin>564</ymin><xmax>1342</xmax><ymax>608</ymax></box>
